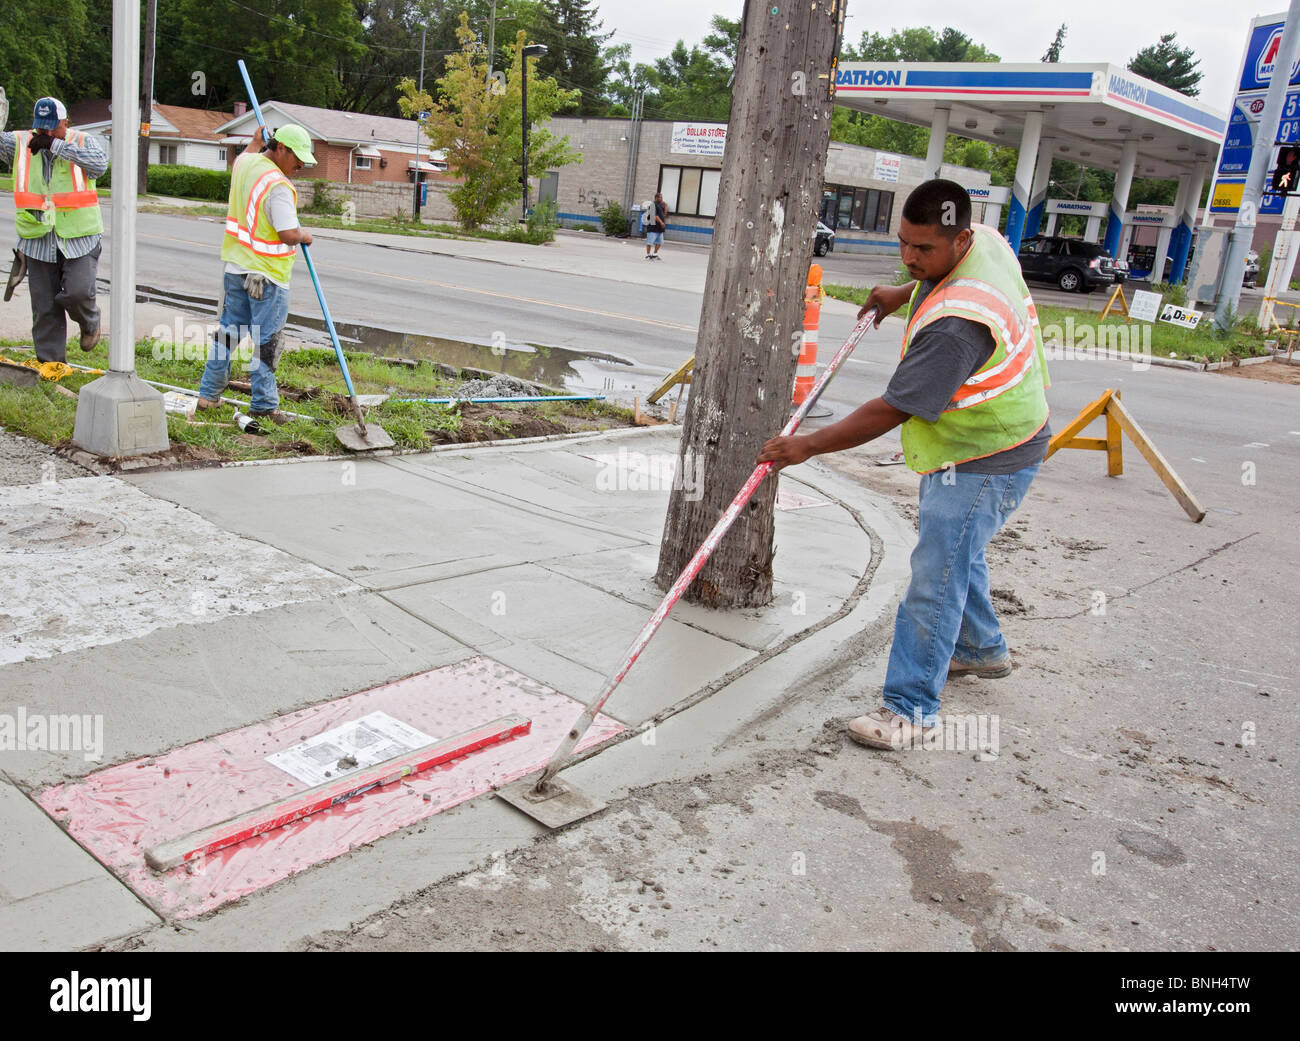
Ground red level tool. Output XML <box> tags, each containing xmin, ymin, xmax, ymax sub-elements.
<box><xmin>510</xmin><ymin>309</ymin><xmax>879</xmax><ymax>813</ymax></box>
<box><xmin>146</xmin><ymin>714</ymin><xmax>532</xmax><ymax>872</ymax></box>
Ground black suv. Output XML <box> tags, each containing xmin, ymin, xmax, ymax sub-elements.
<box><xmin>1017</xmin><ymin>235</ymin><xmax>1117</xmax><ymax>293</ymax></box>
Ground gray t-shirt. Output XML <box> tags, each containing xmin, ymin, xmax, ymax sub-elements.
<box><xmin>882</xmin><ymin>280</ymin><xmax>1050</xmax><ymax>474</ymax></box>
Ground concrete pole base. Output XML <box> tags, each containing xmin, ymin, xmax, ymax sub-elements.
<box><xmin>72</xmin><ymin>370</ymin><xmax>170</xmax><ymax>457</ymax></box>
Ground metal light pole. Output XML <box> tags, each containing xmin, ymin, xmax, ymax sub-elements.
<box><xmin>413</xmin><ymin>24</ymin><xmax>427</xmax><ymax>221</ymax></box>
<box><xmin>72</xmin><ymin>0</ymin><xmax>169</xmax><ymax>456</ymax></box>
<box><xmin>520</xmin><ymin>43</ymin><xmax>547</xmax><ymax>222</ymax></box>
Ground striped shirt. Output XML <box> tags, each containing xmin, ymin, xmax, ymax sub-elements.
<box><xmin>0</xmin><ymin>130</ymin><xmax>108</xmax><ymax>262</ymax></box>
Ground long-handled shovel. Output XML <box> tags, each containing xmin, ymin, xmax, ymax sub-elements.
<box><xmin>497</xmin><ymin>308</ymin><xmax>879</xmax><ymax>828</ymax></box>
<box><xmin>236</xmin><ymin>60</ymin><xmax>394</xmax><ymax>451</ymax></box>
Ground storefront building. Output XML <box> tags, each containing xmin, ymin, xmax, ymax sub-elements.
<box><xmin>542</xmin><ymin>116</ymin><xmax>991</xmax><ymax>253</ymax></box>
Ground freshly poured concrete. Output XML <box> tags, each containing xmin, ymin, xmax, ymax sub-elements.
<box><xmin>0</xmin><ymin>426</ymin><xmax>911</xmax><ymax>948</ymax></box>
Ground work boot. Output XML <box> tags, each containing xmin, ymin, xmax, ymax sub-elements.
<box><xmin>195</xmin><ymin>396</ymin><xmax>223</xmax><ymax>411</ymax></box>
<box><xmin>250</xmin><ymin>409</ymin><xmax>290</xmax><ymax>426</ymax></box>
<box><xmin>948</xmin><ymin>656</ymin><xmax>1013</xmax><ymax>679</ymax></box>
<box><xmin>847</xmin><ymin>708</ymin><xmax>937</xmax><ymax>751</ymax></box>
<box><xmin>80</xmin><ymin>320</ymin><xmax>101</xmax><ymax>352</ymax></box>
<box><xmin>4</xmin><ymin>249</ymin><xmax>26</xmax><ymax>302</ymax></box>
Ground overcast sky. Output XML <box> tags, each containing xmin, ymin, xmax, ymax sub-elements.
<box><xmin>592</xmin><ymin>0</ymin><xmax>1277</xmax><ymax>113</ymax></box>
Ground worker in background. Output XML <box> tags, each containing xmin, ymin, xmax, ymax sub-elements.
<box><xmin>197</xmin><ymin>123</ymin><xmax>316</xmax><ymax>423</ymax></box>
<box><xmin>0</xmin><ymin>97</ymin><xmax>107</xmax><ymax>362</ymax></box>
<box><xmin>760</xmin><ymin>179</ymin><xmax>1051</xmax><ymax>751</ymax></box>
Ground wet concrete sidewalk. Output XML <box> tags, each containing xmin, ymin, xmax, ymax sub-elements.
<box><xmin>0</xmin><ymin>426</ymin><xmax>912</xmax><ymax>950</ymax></box>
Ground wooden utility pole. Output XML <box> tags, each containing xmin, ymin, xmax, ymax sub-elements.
<box><xmin>137</xmin><ymin>0</ymin><xmax>157</xmax><ymax>194</ymax></box>
<box><xmin>654</xmin><ymin>0</ymin><xmax>845</xmax><ymax>608</ymax></box>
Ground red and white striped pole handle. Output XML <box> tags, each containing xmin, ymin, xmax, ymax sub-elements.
<box><xmin>533</xmin><ymin>308</ymin><xmax>879</xmax><ymax>792</ymax></box>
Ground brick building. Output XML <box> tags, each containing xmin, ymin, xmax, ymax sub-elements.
<box><xmin>215</xmin><ymin>101</ymin><xmax>449</xmax><ymax>187</ymax></box>
<box><xmin>540</xmin><ymin>116</ymin><xmax>993</xmax><ymax>253</ymax></box>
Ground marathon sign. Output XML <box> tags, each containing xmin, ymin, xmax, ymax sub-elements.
<box><xmin>1107</xmin><ymin>74</ymin><xmax>1148</xmax><ymax>107</ymax></box>
<box><xmin>836</xmin><ymin>68</ymin><xmax>903</xmax><ymax>87</ymax></box>
<box><xmin>670</xmin><ymin>122</ymin><xmax>727</xmax><ymax>157</ymax></box>
<box><xmin>1240</xmin><ymin>19</ymin><xmax>1300</xmax><ymax>91</ymax></box>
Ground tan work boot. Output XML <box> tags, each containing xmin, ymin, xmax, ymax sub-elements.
<box><xmin>948</xmin><ymin>656</ymin><xmax>1012</xmax><ymax>679</ymax></box>
<box><xmin>80</xmin><ymin>320</ymin><xmax>101</xmax><ymax>352</ymax></box>
<box><xmin>250</xmin><ymin>409</ymin><xmax>290</xmax><ymax>426</ymax></box>
<box><xmin>195</xmin><ymin>396</ymin><xmax>223</xmax><ymax>411</ymax></box>
<box><xmin>847</xmin><ymin>707</ymin><xmax>937</xmax><ymax>751</ymax></box>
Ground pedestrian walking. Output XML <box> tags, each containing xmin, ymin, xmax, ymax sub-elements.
<box><xmin>645</xmin><ymin>192</ymin><xmax>667</xmax><ymax>260</ymax></box>
<box><xmin>760</xmin><ymin>179</ymin><xmax>1052</xmax><ymax>750</ymax></box>
<box><xmin>197</xmin><ymin>123</ymin><xmax>316</xmax><ymax>423</ymax></box>
<box><xmin>0</xmin><ymin>98</ymin><xmax>107</xmax><ymax>363</ymax></box>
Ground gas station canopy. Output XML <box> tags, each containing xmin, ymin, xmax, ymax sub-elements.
<box><xmin>833</xmin><ymin>62</ymin><xmax>1226</xmax><ymax>180</ymax></box>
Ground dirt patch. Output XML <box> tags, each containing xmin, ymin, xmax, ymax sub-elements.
<box><xmin>428</xmin><ymin>403</ymin><xmax>569</xmax><ymax>444</ymax></box>
<box><xmin>1213</xmin><ymin>360</ymin><xmax>1300</xmax><ymax>385</ymax></box>
<box><xmin>990</xmin><ymin>587</ymin><xmax>1028</xmax><ymax>615</ymax></box>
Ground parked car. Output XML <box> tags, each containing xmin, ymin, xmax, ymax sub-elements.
<box><xmin>1113</xmin><ymin>258</ymin><xmax>1130</xmax><ymax>285</ymax></box>
<box><xmin>1017</xmin><ymin>235</ymin><xmax>1117</xmax><ymax>293</ymax></box>
<box><xmin>814</xmin><ymin>221</ymin><xmax>835</xmax><ymax>256</ymax></box>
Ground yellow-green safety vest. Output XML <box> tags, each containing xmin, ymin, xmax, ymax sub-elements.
<box><xmin>11</xmin><ymin>130</ymin><xmax>103</xmax><ymax>240</ymax></box>
<box><xmin>221</xmin><ymin>153</ymin><xmax>298</xmax><ymax>284</ymax></box>
<box><xmin>898</xmin><ymin>225</ymin><xmax>1051</xmax><ymax>474</ymax></box>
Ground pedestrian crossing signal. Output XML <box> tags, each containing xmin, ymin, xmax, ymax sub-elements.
<box><xmin>1273</xmin><ymin>146</ymin><xmax>1300</xmax><ymax>195</ymax></box>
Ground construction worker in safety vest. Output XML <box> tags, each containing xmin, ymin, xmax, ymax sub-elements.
<box><xmin>0</xmin><ymin>97</ymin><xmax>108</xmax><ymax>363</ymax></box>
<box><xmin>197</xmin><ymin>123</ymin><xmax>316</xmax><ymax>423</ymax></box>
<box><xmin>760</xmin><ymin>179</ymin><xmax>1051</xmax><ymax>750</ymax></box>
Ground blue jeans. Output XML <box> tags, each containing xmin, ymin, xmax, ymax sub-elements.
<box><xmin>882</xmin><ymin>463</ymin><xmax>1040</xmax><ymax>726</ymax></box>
<box><xmin>198</xmin><ymin>272</ymin><xmax>289</xmax><ymax>412</ymax></box>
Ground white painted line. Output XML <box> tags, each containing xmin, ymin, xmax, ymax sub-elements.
<box><xmin>1244</xmin><ymin>442</ymin><xmax>1270</xmax><ymax>448</ymax></box>
<box><xmin>1190</xmin><ymin>457</ymin><xmax>1206</xmax><ymax>463</ymax></box>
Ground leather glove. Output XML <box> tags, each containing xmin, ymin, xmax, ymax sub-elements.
<box><xmin>244</xmin><ymin>272</ymin><xmax>268</xmax><ymax>300</ymax></box>
<box><xmin>28</xmin><ymin>133</ymin><xmax>52</xmax><ymax>153</ymax></box>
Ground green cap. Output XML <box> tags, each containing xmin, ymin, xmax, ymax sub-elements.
<box><xmin>273</xmin><ymin>124</ymin><xmax>317</xmax><ymax>166</ymax></box>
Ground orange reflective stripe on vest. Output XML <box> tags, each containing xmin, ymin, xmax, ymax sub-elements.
<box><xmin>905</xmin><ymin>275</ymin><xmax>1038</xmax><ymax>411</ymax></box>
<box><xmin>11</xmin><ymin>130</ymin><xmax>99</xmax><ymax>211</ymax></box>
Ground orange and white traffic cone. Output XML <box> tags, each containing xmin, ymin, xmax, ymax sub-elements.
<box><xmin>793</xmin><ymin>264</ymin><xmax>825</xmax><ymax>408</ymax></box>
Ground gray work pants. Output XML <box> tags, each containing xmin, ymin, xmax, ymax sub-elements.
<box><xmin>26</xmin><ymin>245</ymin><xmax>101</xmax><ymax>363</ymax></box>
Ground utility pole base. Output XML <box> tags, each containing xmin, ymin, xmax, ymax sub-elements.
<box><xmin>72</xmin><ymin>370</ymin><xmax>170</xmax><ymax>457</ymax></box>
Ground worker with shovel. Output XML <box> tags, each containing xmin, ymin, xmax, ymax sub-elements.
<box><xmin>197</xmin><ymin>123</ymin><xmax>317</xmax><ymax>424</ymax></box>
<box><xmin>760</xmin><ymin>179</ymin><xmax>1051</xmax><ymax>751</ymax></box>
<box><xmin>1</xmin><ymin>97</ymin><xmax>107</xmax><ymax>363</ymax></box>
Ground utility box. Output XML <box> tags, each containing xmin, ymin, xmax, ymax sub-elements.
<box><xmin>1186</xmin><ymin>228</ymin><xmax>1229</xmax><ymax>308</ymax></box>
<box><xmin>630</xmin><ymin>204</ymin><xmax>645</xmax><ymax>238</ymax></box>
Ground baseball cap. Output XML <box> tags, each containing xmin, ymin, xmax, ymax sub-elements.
<box><xmin>33</xmin><ymin>97</ymin><xmax>67</xmax><ymax>130</ymax></box>
<box><xmin>272</xmin><ymin>124</ymin><xmax>317</xmax><ymax>166</ymax></box>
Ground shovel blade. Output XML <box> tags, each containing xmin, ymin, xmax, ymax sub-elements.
<box><xmin>335</xmin><ymin>422</ymin><xmax>395</xmax><ymax>451</ymax></box>
<box><xmin>496</xmin><ymin>774</ymin><xmax>606</xmax><ymax>829</ymax></box>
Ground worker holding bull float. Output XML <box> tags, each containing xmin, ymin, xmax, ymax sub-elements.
<box><xmin>760</xmin><ymin>179</ymin><xmax>1051</xmax><ymax>751</ymax></box>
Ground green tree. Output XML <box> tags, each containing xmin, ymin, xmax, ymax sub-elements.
<box><xmin>1128</xmin><ymin>32</ymin><xmax>1202</xmax><ymax>96</ymax></box>
<box><xmin>400</xmin><ymin>17</ymin><xmax>578</xmax><ymax>229</ymax></box>
<box><xmin>150</xmin><ymin>0</ymin><xmax>364</xmax><ymax>111</ymax></box>
<box><xmin>2</xmin><ymin>0</ymin><xmax>89</xmax><ymax>137</ymax></box>
<box><xmin>520</xmin><ymin>0</ymin><xmax>613</xmax><ymax>116</ymax></box>
<box><xmin>602</xmin><ymin>15</ymin><xmax>738</xmax><ymax>121</ymax></box>
<box><xmin>844</xmin><ymin>26</ymin><xmax>999</xmax><ymax>63</ymax></box>
<box><xmin>1042</xmin><ymin>24</ymin><xmax>1067</xmax><ymax>63</ymax></box>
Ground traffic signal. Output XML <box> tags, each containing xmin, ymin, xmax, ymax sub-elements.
<box><xmin>1273</xmin><ymin>146</ymin><xmax>1300</xmax><ymax>194</ymax></box>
